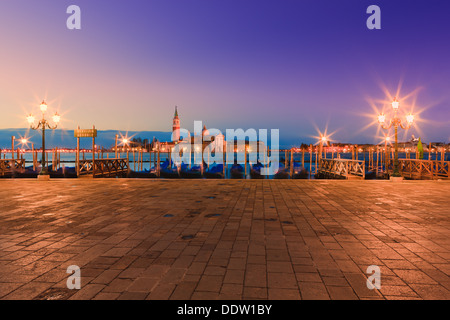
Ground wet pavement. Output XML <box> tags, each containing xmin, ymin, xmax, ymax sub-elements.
<box><xmin>0</xmin><ymin>179</ymin><xmax>449</xmax><ymax>300</ymax></box>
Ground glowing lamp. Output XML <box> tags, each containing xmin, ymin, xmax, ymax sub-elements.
<box><xmin>52</xmin><ymin>112</ymin><xmax>61</xmax><ymax>124</ymax></box>
<box><xmin>40</xmin><ymin>100</ymin><xmax>48</xmax><ymax>113</ymax></box>
<box><xmin>391</xmin><ymin>98</ymin><xmax>399</xmax><ymax>110</ymax></box>
<box><xmin>406</xmin><ymin>113</ymin><xmax>414</xmax><ymax>125</ymax></box>
<box><xmin>378</xmin><ymin>113</ymin><xmax>386</xmax><ymax>124</ymax></box>
<box><xmin>27</xmin><ymin>114</ymin><xmax>35</xmax><ymax>125</ymax></box>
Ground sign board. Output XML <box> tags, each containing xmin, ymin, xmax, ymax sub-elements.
<box><xmin>74</xmin><ymin>129</ymin><xmax>97</xmax><ymax>138</ymax></box>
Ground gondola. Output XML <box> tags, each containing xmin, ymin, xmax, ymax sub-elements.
<box><xmin>12</xmin><ymin>166</ymin><xmax>38</xmax><ymax>178</ymax></box>
<box><xmin>159</xmin><ymin>159</ymin><xmax>180</xmax><ymax>178</ymax></box>
<box><xmin>274</xmin><ymin>163</ymin><xmax>290</xmax><ymax>179</ymax></box>
<box><xmin>180</xmin><ymin>163</ymin><xmax>203</xmax><ymax>179</ymax></box>
<box><xmin>250</xmin><ymin>162</ymin><xmax>264</xmax><ymax>179</ymax></box>
<box><xmin>204</xmin><ymin>164</ymin><xmax>224</xmax><ymax>179</ymax></box>
<box><xmin>128</xmin><ymin>168</ymin><xmax>158</xmax><ymax>178</ymax></box>
<box><xmin>230</xmin><ymin>164</ymin><xmax>244</xmax><ymax>179</ymax></box>
<box><xmin>292</xmin><ymin>163</ymin><xmax>308</xmax><ymax>179</ymax></box>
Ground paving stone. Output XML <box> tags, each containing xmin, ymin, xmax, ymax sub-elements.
<box><xmin>298</xmin><ymin>282</ymin><xmax>330</xmax><ymax>300</ymax></box>
<box><xmin>268</xmin><ymin>288</ymin><xmax>301</xmax><ymax>300</ymax></box>
<box><xmin>326</xmin><ymin>286</ymin><xmax>359</xmax><ymax>300</ymax></box>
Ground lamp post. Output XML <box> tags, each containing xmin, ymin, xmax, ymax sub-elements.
<box><xmin>27</xmin><ymin>100</ymin><xmax>61</xmax><ymax>176</ymax></box>
<box><xmin>378</xmin><ymin>98</ymin><xmax>414</xmax><ymax>177</ymax></box>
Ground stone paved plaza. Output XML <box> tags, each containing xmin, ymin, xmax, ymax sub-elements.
<box><xmin>0</xmin><ymin>179</ymin><xmax>449</xmax><ymax>300</ymax></box>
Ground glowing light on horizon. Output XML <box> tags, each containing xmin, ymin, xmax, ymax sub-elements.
<box><xmin>118</xmin><ymin>131</ymin><xmax>136</xmax><ymax>147</ymax></box>
<box><xmin>310</xmin><ymin>125</ymin><xmax>337</xmax><ymax>146</ymax></box>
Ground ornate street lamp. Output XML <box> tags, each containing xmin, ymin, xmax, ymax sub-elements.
<box><xmin>27</xmin><ymin>100</ymin><xmax>61</xmax><ymax>176</ymax></box>
<box><xmin>378</xmin><ymin>98</ymin><xmax>414</xmax><ymax>177</ymax></box>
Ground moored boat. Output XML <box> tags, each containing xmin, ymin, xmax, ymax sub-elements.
<box><xmin>180</xmin><ymin>163</ymin><xmax>203</xmax><ymax>179</ymax></box>
<box><xmin>205</xmin><ymin>164</ymin><xmax>224</xmax><ymax>179</ymax></box>
<box><xmin>230</xmin><ymin>164</ymin><xmax>244</xmax><ymax>179</ymax></box>
<box><xmin>250</xmin><ymin>162</ymin><xmax>264</xmax><ymax>179</ymax></box>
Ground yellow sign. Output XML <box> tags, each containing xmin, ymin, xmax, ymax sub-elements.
<box><xmin>74</xmin><ymin>129</ymin><xmax>97</xmax><ymax>138</ymax></box>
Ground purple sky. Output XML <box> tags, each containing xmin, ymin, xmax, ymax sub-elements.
<box><xmin>0</xmin><ymin>0</ymin><xmax>449</xmax><ymax>146</ymax></box>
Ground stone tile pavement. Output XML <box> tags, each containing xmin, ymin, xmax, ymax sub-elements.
<box><xmin>0</xmin><ymin>179</ymin><xmax>449</xmax><ymax>300</ymax></box>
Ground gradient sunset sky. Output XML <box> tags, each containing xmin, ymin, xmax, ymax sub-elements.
<box><xmin>0</xmin><ymin>0</ymin><xmax>449</xmax><ymax>145</ymax></box>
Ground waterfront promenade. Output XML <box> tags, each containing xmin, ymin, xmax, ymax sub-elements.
<box><xmin>0</xmin><ymin>179</ymin><xmax>448</xmax><ymax>300</ymax></box>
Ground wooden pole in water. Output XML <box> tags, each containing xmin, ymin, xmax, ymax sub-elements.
<box><xmin>11</xmin><ymin>136</ymin><xmax>15</xmax><ymax>161</ymax></box>
<box><xmin>92</xmin><ymin>125</ymin><xmax>96</xmax><ymax>177</ymax></box>
<box><xmin>115</xmin><ymin>134</ymin><xmax>118</xmax><ymax>159</ymax></box>
<box><xmin>136</xmin><ymin>149</ymin><xmax>139</xmax><ymax>171</ymax></box>
<box><xmin>244</xmin><ymin>146</ymin><xmax>247</xmax><ymax>178</ymax></box>
<box><xmin>32</xmin><ymin>143</ymin><xmax>36</xmax><ymax>171</ymax></box>
<box><xmin>200</xmin><ymin>146</ymin><xmax>204</xmax><ymax>176</ymax></box>
<box><xmin>223</xmin><ymin>144</ymin><xmax>226</xmax><ymax>177</ymax></box>
<box><xmin>76</xmin><ymin>126</ymin><xmax>80</xmax><ymax>177</ymax></box>
<box><xmin>265</xmin><ymin>145</ymin><xmax>269</xmax><ymax>180</ymax></box>
<box><xmin>168</xmin><ymin>149</ymin><xmax>171</xmax><ymax>168</ymax></box>
<box><xmin>376</xmin><ymin>147</ymin><xmax>379</xmax><ymax>176</ymax></box>
<box><xmin>157</xmin><ymin>149</ymin><xmax>160</xmax><ymax>177</ymax></box>
<box><xmin>290</xmin><ymin>148</ymin><xmax>294</xmax><ymax>178</ymax></box>
<box><xmin>302</xmin><ymin>149</ymin><xmax>305</xmax><ymax>168</ymax></box>
<box><xmin>309</xmin><ymin>144</ymin><xmax>312</xmax><ymax>178</ymax></box>
<box><xmin>284</xmin><ymin>150</ymin><xmax>288</xmax><ymax>168</ymax></box>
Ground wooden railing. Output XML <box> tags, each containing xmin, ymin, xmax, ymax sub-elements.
<box><xmin>0</xmin><ymin>159</ymin><xmax>26</xmax><ymax>176</ymax></box>
<box><xmin>78</xmin><ymin>158</ymin><xmax>129</xmax><ymax>177</ymax></box>
<box><xmin>393</xmin><ymin>159</ymin><xmax>449</xmax><ymax>180</ymax></box>
<box><xmin>318</xmin><ymin>158</ymin><xmax>365</xmax><ymax>179</ymax></box>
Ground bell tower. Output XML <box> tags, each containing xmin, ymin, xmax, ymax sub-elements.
<box><xmin>172</xmin><ymin>106</ymin><xmax>180</xmax><ymax>141</ymax></box>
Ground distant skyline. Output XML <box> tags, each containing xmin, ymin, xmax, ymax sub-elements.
<box><xmin>1</xmin><ymin>0</ymin><xmax>449</xmax><ymax>145</ymax></box>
